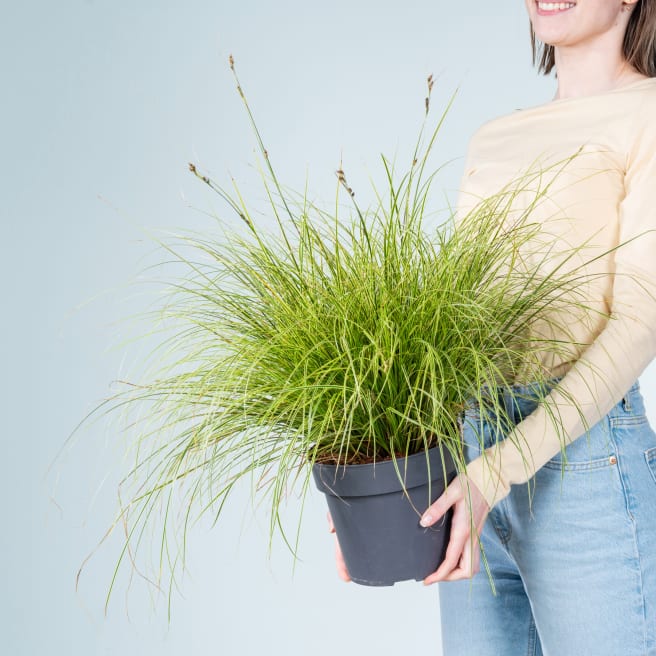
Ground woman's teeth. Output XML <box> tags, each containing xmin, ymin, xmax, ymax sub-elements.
<box><xmin>538</xmin><ymin>2</ymin><xmax>576</xmax><ymax>10</ymax></box>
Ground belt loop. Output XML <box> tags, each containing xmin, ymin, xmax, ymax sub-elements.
<box><xmin>622</xmin><ymin>393</ymin><xmax>633</xmax><ymax>413</ymax></box>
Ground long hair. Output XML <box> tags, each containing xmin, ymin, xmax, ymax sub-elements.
<box><xmin>530</xmin><ymin>1</ymin><xmax>656</xmax><ymax>77</ymax></box>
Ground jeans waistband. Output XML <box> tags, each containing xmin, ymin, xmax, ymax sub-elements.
<box><xmin>465</xmin><ymin>378</ymin><xmax>643</xmax><ymax>422</ymax></box>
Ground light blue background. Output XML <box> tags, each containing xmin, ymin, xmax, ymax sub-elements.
<box><xmin>5</xmin><ymin>2</ymin><xmax>656</xmax><ymax>654</ymax></box>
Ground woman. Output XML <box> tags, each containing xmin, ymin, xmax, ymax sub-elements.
<box><xmin>331</xmin><ymin>1</ymin><xmax>656</xmax><ymax>653</ymax></box>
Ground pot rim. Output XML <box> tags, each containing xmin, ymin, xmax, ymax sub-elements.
<box><xmin>312</xmin><ymin>445</ymin><xmax>457</xmax><ymax>497</ymax></box>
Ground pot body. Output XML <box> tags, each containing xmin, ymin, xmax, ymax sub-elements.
<box><xmin>313</xmin><ymin>446</ymin><xmax>457</xmax><ymax>586</ymax></box>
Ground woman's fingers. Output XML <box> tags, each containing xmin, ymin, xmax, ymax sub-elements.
<box><xmin>420</xmin><ymin>477</ymin><xmax>462</xmax><ymax>527</ymax></box>
<box><xmin>423</xmin><ymin>498</ymin><xmax>470</xmax><ymax>584</ymax></box>
<box><xmin>334</xmin><ymin>539</ymin><xmax>352</xmax><ymax>582</ymax></box>
<box><xmin>422</xmin><ymin>474</ymin><xmax>490</xmax><ymax>585</ymax></box>
<box><xmin>442</xmin><ymin>532</ymin><xmax>481</xmax><ymax>581</ymax></box>
<box><xmin>449</xmin><ymin>502</ymin><xmax>487</xmax><ymax>581</ymax></box>
<box><xmin>327</xmin><ymin>511</ymin><xmax>351</xmax><ymax>582</ymax></box>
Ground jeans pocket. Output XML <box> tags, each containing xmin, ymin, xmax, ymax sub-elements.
<box><xmin>645</xmin><ymin>446</ymin><xmax>656</xmax><ymax>486</ymax></box>
<box><xmin>544</xmin><ymin>420</ymin><xmax>616</xmax><ymax>471</ymax></box>
<box><xmin>543</xmin><ymin>454</ymin><xmax>616</xmax><ymax>472</ymax></box>
<box><xmin>610</xmin><ymin>414</ymin><xmax>649</xmax><ymax>428</ymax></box>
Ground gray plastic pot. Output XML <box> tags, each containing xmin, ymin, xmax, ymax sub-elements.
<box><xmin>313</xmin><ymin>446</ymin><xmax>457</xmax><ymax>586</ymax></box>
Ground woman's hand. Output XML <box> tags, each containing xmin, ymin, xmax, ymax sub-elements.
<box><xmin>420</xmin><ymin>473</ymin><xmax>490</xmax><ymax>585</ymax></box>
<box><xmin>327</xmin><ymin>511</ymin><xmax>351</xmax><ymax>582</ymax></box>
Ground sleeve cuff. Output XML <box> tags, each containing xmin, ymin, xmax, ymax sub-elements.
<box><xmin>465</xmin><ymin>453</ymin><xmax>512</xmax><ymax>509</ymax></box>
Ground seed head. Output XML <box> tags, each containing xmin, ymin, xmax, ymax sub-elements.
<box><xmin>335</xmin><ymin>169</ymin><xmax>355</xmax><ymax>197</ymax></box>
<box><xmin>425</xmin><ymin>73</ymin><xmax>434</xmax><ymax>115</ymax></box>
<box><xmin>188</xmin><ymin>162</ymin><xmax>210</xmax><ymax>184</ymax></box>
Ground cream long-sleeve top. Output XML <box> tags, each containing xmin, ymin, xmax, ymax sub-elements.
<box><xmin>458</xmin><ymin>77</ymin><xmax>656</xmax><ymax>509</ymax></box>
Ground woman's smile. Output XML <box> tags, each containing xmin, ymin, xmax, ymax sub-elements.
<box><xmin>536</xmin><ymin>2</ymin><xmax>576</xmax><ymax>16</ymax></box>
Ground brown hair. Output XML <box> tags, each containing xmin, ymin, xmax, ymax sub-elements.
<box><xmin>530</xmin><ymin>0</ymin><xmax>656</xmax><ymax>77</ymax></box>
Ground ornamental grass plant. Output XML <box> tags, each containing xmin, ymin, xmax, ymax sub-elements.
<box><xmin>80</xmin><ymin>57</ymin><xmax>603</xmax><ymax>612</ymax></box>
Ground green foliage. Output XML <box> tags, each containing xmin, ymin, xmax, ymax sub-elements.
<box><xmin>88</xmin><ymin>59</ymin><xmax>601</xmax><ymax>614</ymax></box>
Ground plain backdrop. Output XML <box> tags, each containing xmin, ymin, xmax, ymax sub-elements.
<box><xmin>4</xmin><ymin>2</ymin><xmax>656</xmax><ymax>655</ymax></box>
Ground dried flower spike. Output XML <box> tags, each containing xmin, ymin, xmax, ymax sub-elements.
<box><xmin>188</xmin><ymin>162</ymin><xmax>210</xmax><ymax>184</ymax></box>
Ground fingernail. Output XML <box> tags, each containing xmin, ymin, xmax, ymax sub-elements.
<box><xmin>420</xmin><ymin>514</ymin><xmax>432</xmax><ymax>527</ymax></box>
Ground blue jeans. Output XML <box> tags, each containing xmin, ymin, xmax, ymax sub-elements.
<box><xmin>439</xmin><ymin>380</ymin><xmax>656</xmax><ymax>656</ymax></box>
